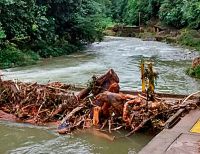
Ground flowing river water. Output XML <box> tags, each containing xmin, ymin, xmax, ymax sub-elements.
<box><xmin>1</xmin><ymin>36</ymin><xmax>200</xmax><ymax>153</ymax></box>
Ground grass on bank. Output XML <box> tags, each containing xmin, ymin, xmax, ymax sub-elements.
<box><xmin>0</xmin><ymin>42</ymin><xmax>79</xmax><ymax>69</ymax></box>
<box><xmin>178</xmin><ymin>29</ymin><xmax>200</xmax><ymax>79</ymax></box>
<box><xmin>0</xmin><ymin>45</ymin><xmax>39</xmax><ymax>69</ymax></box>
<box><xmin>178</xmin><ymin>29</ymin><xmax>200</xmax><ymax>51</ymax></box>
<box><xmin>186</xmin><ymin>66</ymin><xmax>200</xmax><ymax>79</ymax></box>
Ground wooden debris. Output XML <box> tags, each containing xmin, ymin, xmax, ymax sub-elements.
<box><xmin>0</xmin><ymin>69</ymin><xmax>199</xmax><ymax>138</ymax></box>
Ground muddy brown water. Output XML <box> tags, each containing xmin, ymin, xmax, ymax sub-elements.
<box><xmin>1</xmin><ymin>36</ymin><xmax>200</xmax><ymax>153</ymax></box>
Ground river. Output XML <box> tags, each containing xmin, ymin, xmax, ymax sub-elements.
<box><xmin>1</xmin><ymin>36</ymin><xmax>200</xmax><ymax>153</ymax></box>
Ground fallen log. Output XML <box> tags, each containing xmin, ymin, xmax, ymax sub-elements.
<box><xmin>61</xmin><ymin>105</ymin><xmax>84</xmax><ymax>124</ymax></box>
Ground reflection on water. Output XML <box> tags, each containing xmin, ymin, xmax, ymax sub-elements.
<box><xmin>1</xmin><ymin>36</ymin><xmax>200</xmax><ymax>153</ymax></box>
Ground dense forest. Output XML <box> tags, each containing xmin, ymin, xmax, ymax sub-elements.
<box><xmin>0</xmin><ymin>0</ymin><xmax>200</xmax><ymax>68</ymax></box>
<box><xmin>108</xmin><ymin>0</ymin><xmax>200</xmax><ymax>29</ymax></box>
<box><xmin>0</xmin><ymin>0</ymin><xmax>109</xmax><ymax>68</ymax></box>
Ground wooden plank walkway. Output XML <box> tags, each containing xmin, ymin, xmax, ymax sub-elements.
<box><xmin>139</xmin><ymin>109</ymin><xmax>200</xmax><ymax>154</ymax></box>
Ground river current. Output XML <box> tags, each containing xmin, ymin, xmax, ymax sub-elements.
<box><xmin>1</xmin><ymin>36</ymin><xmax>200</xmax><ymax>153</ymax></box>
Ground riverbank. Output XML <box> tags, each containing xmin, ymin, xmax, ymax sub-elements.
<box><xmin>0</xmin><ymin>43</ymin><xmax>79</xmax><ymax>69</ymax></box>
<box><xmin>105</xmin><ymin>25</ymin><xmax>200</xmax><ymax>52</ymax></box>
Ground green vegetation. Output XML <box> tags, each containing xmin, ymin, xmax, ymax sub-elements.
<box><xmin>0</xmin><ymin>46</ymin><xmax>39</xmax><ymax>69</ymax></box>
<box><xmin>104</xmin><ymin>0</ymin><xmax>200</xmax><ymax>78</ymax></box>
<box><xmin>159</xmin><ymin>0</ymin><xmax>200</xmax><ymax>29</ymax></box>
<box><xmin>106</xmin><ymin>0</ymin><xmax>200</xmax><ymax>29</ymax></box>
<box><xmin>186</xmin><ymin>66</ymin><xmax>200</xmax><ymax>79</ymax></box>
<box><xmin>102</xmin><ymin>0</ymin><xmax>200</xmax><ymax>51</ymax></box>
<box><xmin>0</xmin><ymin>0</ymin><xmax>109</xmax><ymax>68</ymax></box>
<box><xmin>180</xmin><ymin>29</ymin><xmax>200</xmax><ymax>78</ymax></box>
<box><xmin>105</xmin><ymin>0</ymin><xmax>164</xmax><ymax>25</ymax></box>
<box><xmin>178</xmin><ymin>29</ymin><xmax>200</xmax><ymax>51</ymax></box>
<box><xmin>1</xmin><ymin>0</ymin><xmax>200</xmax><ymax>70</ymax></box>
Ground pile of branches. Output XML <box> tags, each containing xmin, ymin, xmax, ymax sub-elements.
<box><xmin>0</xmin><ymin>79</ymin><xmax>79</xmax><ymax>124</ymax></box>
<box><xmin>0</xmin><ymin>69</ymin><xmax>199</xmax><ymax>137</ymax></box>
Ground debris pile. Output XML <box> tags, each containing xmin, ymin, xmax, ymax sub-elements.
<box><xmin>0</xmin><ymin>80</ymin><xmax>77</xmax><ymax>124</ymax></box>
<box><xmin>0</xmin><ymin>69</ymin><xmax>199</xmax><ymax>137</ymax></box>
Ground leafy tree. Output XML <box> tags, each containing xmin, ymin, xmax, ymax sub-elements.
<box><xmin>159</xmin><ymin>0</ymin><xmax>186</xmax><ymax>28</ymax></box>
<box><xmin>109</xmin><ymin>0</ymin><xmax>164</xmax><ymax>25</ymax></box>
<box><xmin>0</xmin><ymin>23</ymin><xmax>6</xmax><ymax>45</ymax></box>
<box><xmin>182</xmin><ymin>0</ymin><xmax>200</xmax><ymax>29</ymax></box>
<box><xmin>110</xmin><ymin>0</ymin><xmax>128</xmax><ymax>22</ymax></box>
<box><xmin>0</xmin><ymin>0</ymin><xmax>55</xmax><ymax>45</ymax></box>
<box><xmin>159</xmin><ymin>0</ymin><xmax>200</xmax><ymax>29</ymax></box>
<box><xmin>36</xmin><ymin>0</ymin><xmax>105</xmax><ymax>44</ymax></box>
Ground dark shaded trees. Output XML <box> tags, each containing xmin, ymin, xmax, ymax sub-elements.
<box><xmin>0</xmin><ymin>0</ymin><xmax>107</xmax><ymax>68</ymax></box>
<box><xmin>107</xmin><ymin>0</ymin><xmax>200</xmax><ymax>29</ymax></box>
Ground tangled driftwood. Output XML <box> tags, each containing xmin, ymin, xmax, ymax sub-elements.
<box><xmin>0</xmin><ymin>69</ymin><xmax>199</xmax><ymax>138</ymax></box>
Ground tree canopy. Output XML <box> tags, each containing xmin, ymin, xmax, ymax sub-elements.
<box><xmin>0</xmin><ymin>0</ymin><xmax>108</xmax><ymax>68</ymax></box>
<box><xmin>105</xmin><ymin>0</ymin><xmax>200</xmax><ymax>29</ymax></box>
